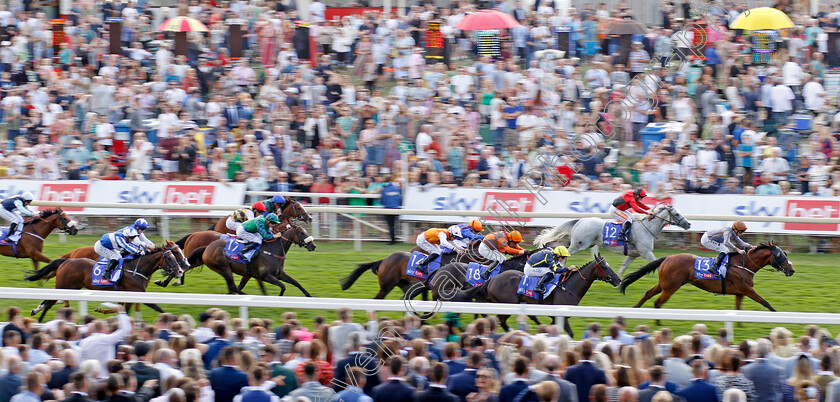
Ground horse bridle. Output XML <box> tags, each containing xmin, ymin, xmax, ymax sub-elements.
<box><xmin>640</xmin><ymin>206</ymin><xmax>683</xmax><ymax>239</ymax></box>
<box><xmin>560</xmin><ymin>258</ymin><xmax>610</xmax><ymax>301</ymax></box>
<box><xmin>128</xmin><ymin>245</ymin><xmax>181</xmax><ymax>280</ymax></box>
<box><xmin>288</xmin><ymin>201</ymin><xmax>311</xmax><ymax>223</ymax></box>
<box><xmin>738</xmin><ymin>246</ymin><xmax>786</xmax><ymax>275</ymax></box>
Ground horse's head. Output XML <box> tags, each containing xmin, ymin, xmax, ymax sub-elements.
<box><xmin>155</xmin><ymin>242</ymin><xmax>185</xmax><ymax>278</ymax></box>
<box><xmin>285</xmin><ymin>199</ymin><xmax>313</xmax><ymax>224</ymax></box>
<box><xmin>589</xmin><ymin>253</ymin><xmax>621</xmax><ymax>287</ymax></box>
<box><xmin>280</xmin><ymin>224</ymin><xmax>316</xmax><ymax>251</ymax></box>
<box><xmin>40</xmin><ymin>208</ymin><xmax>79</xmax><ymax>235</ymax></box>
<box><xmin>164</xmin><ymin>240</ymin><xmax>191</xmax><ymax>273</ymax></box>
<box><xmin>653</xmin><ymin>204</ymin><xmax>691</xmax><ymax>230</ymax></box>
<box><xmin>767</xmin><ymin>241</ymin><xmax>795</xmax><ymax>277</ymax></box>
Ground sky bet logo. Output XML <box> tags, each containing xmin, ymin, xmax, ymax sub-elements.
<box><xmin>482</xmin><ymin>193</ymin><xmax>534</xmax><ymax>223</ymax></box>
<box><xmin>785</xmin><ymin>200</ymin><xmax>840</xmax><ymax>231</ymax></box>
<box><xmin>39</xmin><ymin>184</ymin><xmax>88</xmax><ymax>212</ymax></box>
<box><xmin>163</xmin><ymin>185</ymin><xmax>215</xmax><ymax>213</ymax></box>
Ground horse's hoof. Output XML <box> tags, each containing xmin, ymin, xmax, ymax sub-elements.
<box><xmin>30</xmin><ymin>309</ymin><xmax>37</xmax><ymax>316</ymax></box>
<box><xmin>172</xmin><ymin>281</ymin><xmax>181</xmax><ymax>287</ymax></box>
<box><xmin>153</xmin><ymin>280</ymin><xmax>165</xmax><ymax>287</ymax></box>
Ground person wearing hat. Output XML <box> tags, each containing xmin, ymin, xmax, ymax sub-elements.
<box><xmin>628</xmin><ymin>41</ymin><xmax>650</xmax><ymax>79</ymax></box>
<box><xmin>525</xmin><ymin>245</ymin><xmax>578</xmax><ymax>298</ymax></box>
<box><xmin>0</xmin><ymin>192</ymin><xmax>35</xmax><ymax>243</ymax></box>
<box><xmin>700</xmin><ymin>221</ymin><xmax>752</xmax><ymax>279</ymax></box>
<box><xmin>610</xmin><ymin>188</ymin><xmax>651</xmax><ymax>242</ymax></box>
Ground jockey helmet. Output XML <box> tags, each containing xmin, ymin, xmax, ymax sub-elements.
<box><xmin>553</xmin><ymin>246</ymin><xmax>570</xmax><ymax>257</ymax></box>
<box><xmin>134</xmin><ymin>218</ymin><xmax>149</xmax><ymax>230</ymax></box>
<box><xmin>449</xmin><ymin>225</ymin><xmax>462</xmax><ymax>238</ymax></box>
<box><xmin>252</xmin><ymin>202</ymin><xmax>267</xmax><ymax>213</ymax></box>
<box><xmin>272</xmin><ymin>195</ymin><xmax>286</xmax><ymax>204</ymax></box>
<box><xmin>124</xmin><ymin>227</ymin><xmax>139</xmax><ymax>238</ymax></box>
<box><xmin>507</xmin><ymin>230</ymin><xmax>523</xmax><ymax>243</ymax></box>
<box><xmin>21</xmin><ymin>192</ymin><xmax>34</xmax><ymax>201</ymax></box>
<box><xmin>265</xmin><ymin>213</ymin><xmax>281</xmax><ymax>224</ymax></box>
<box><xmin>469</xmin><ymin>220</ymin><xmax>483</xmax><ymax>233</ymax></box>
<box><xmin>634</xmin><ymin>188</ymin><xmax>646</xmax><ymax>198</ymax></box>
<box><xmin>732</xmin><ymin>221</ymin><xmax>747</xmax><ymax>233</ymax></box>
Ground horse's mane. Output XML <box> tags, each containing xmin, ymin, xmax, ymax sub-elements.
<box><xmin>753</xmin><ymin>242</ymin><xmax>776</xmax><ymax>251</ymax></box>
<box><xmin>28</xmin><ymin>208</ymin><xmax>60</xmax><ymax>223</ymax></box>
<box><xmin>148</xmin><ymin>241</ymin><xmax>177</xmax><ymax>254</ymax></box>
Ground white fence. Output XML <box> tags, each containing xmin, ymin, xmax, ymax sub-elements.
<box><xmin>6</xmin><ymin>287</ymin><xmax>840</xmax><ymax>339</ymax></box>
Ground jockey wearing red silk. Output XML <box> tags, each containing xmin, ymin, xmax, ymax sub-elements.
<box><xmin>610</xmin><ymin>188</ymin><xmax>651</xmax><ymax>242</ymax></box>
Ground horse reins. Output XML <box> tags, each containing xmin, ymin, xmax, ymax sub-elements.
<box><xmin>640</xmin><ymin>207</ymin><xmax>681</xmax><ymax>239</ymax></box>
<box><xmin>126</xmin><ymin>246</ymin><xmax>180</xmax><ymax>280</ymax></box>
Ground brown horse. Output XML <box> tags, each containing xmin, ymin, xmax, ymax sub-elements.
<box><xmin>191</xmin><ymin>224</ymin><xmax>316</xmax><ymax>295</ymax></box>
<box><xmin>452</xmin><ymin>254</ymin><xmax>621</xmax><ymax>335</ymax></box>
<box><xmin>1</xmin><ymin>208</ymin><xmax>79</xmax><ymax>270</ymax></box>
<box><xmin>59</xmin><ymin>243</ymin><xmax>191</xmax><ymax>282</ymax></box>
<box><xmin>148</xmin><ymin>230</ymin><xmax>227</xmax><ymax>287</ymax></box>
<box><xmin>211</xmin><ymin>198</ymin><xmax>313</xmax><ymax>234</ymax></box>
<box><xmin>339</xmin><ymin>241</ymin><xmax>484</xmax><ymax>300</ymax></box>
<box><xmin>619</xmin><ymin>242</ymin><xmax>795</xmax><ymax>312</ymax></box>
<box><xmin>24</xmin><ymin>241</ymin><xmax>185</xmax><ymax>322</ymax></box>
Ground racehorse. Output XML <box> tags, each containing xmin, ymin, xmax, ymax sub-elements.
<box><xmin>428</xmin><ymin>255</ymin><xmax>529</xmax><ymax>301</ymax></box>
<box><xmin>24</xmin><ymin>241</ymin><xmax>185</xmax><ymax>322</ymax></box>
<box><xmin>1</xmin><ymin>208</ymin><xmax>79</xmax><ymax>270</ymax></box>
<box><xmin>58</xmin><ymin>243</ymin><xmax>191</xmax><ymax>283</ymax></box>
<box><xmin>211</xmin><ymin>197</ymin><xmax>312</xmax><ymax>235</ymax></box>
<box><xmin>619</xmin><ymin>242</ymin><xmax>794</xmax><ymax>313</ymax></box>
<box><xmin>340</xmin><ymin>241</ymin><xmax>484</xmax><ymax>300</ymax></box>
<box><xmin>452</xmin><ymin>254</ymin><xmax>621</xmax><ymax>336</ymax></box>
<box><xmin>150</xmin><ymin>230</ymin><xmax>229</xmax><ymax>287</ymax></box>
<box><xmin>191</xmin><ymin>224</ymin><xmax>316</xmax><ymax>296</ymax></box>
<box><xmin>533</xmin><ymin>204</ymin><xmax>691</xmax><ymax>275</ymax></box>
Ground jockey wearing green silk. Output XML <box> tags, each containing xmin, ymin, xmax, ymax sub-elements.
<box><xmin>236</xmin><ymin>213</ymin><xmax>282</xmax><ymax>259</ymax></box>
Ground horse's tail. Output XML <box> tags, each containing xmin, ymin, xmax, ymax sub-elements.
<box><xmin>25</xmin><ymin>258</ymin><xmax>66</xmax><ymax>281</ymax></box>
<box><xmin>451</xmin><ymin>282</ymin><xmax>489</xmax><ymax>302</ymax></box>
<box><xmin>340</xmin><ymin>260</ymin><xmax>382</xmax><ymax>291</ymax></box>
<box><xmin>533</xmin><ymin>220</ymin><xmax>578</xmax><ymax>247</ymax></box>
<box><xmin>175</xmin><ymin>234</ymin><xmax>190</xmax><ymax>249</ymax></box>
<box><xmin>187</xmin><ymin>246</ymin><xmax>207</xmax><ymax>268</ymax></box>
<box><xmin>619</xmin><ymin>257</ymin><xmax>666</xmax><ymax>294</ymax></box>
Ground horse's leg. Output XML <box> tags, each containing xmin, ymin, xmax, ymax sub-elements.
<box><xmin>154</xmin><ymin>275</ymin><xmax>174</xmax><ymax>287</ymax></box>
<box><xmin>374</xmin><ymin>276</ymin><xmax>400</xmax><ymax>299</ymax></box>
<box><xmin>144</xmin><ymin>303</ymin><xmax>165</xmax><ymax>313</ymax></box>
<box><xmin>218</xmin><ymin>265</ymin><xmax>245</xmax><ymax>294</ymax></box>
<box><xmin>618</xmin><ymin>256</ymin><xmax>637</xmax><ymax>276</ymax></box>
<box><xmin>275</xmin><ymin>271</ymin><xmax>312</xmax><ymax>297</ymax></box>
<box><xmin>634</xmin><ymin>284</ymin><xmax>662</xmax><ymax>308</ymax></box>
<box><xmin>33</xmin><ymin>300</ymin><xmax>57</xmax><ymax>322</ymax></box>
<box><xmin>237</xmin><ymin>275</ymin><xmax>251</xmax><ymax>290</ymax></box>
<box><xmin>741</xmin><ymin>288</ymin><xmax>777</xmax><ymax>312</ymax></box>
<box><xmin>653</xmin><ymin>287</ymin><xmax>677</xmax><ymax>309</ymax></box>
<box><xmin>125</xmin><ymin>303</ymin><xmax>132</xmax><ymax>314</ymax></box>
<box><xmin>29</xmin><ymin>250</ymin><xmax>51</xmax><ymax>271</ymax></box>
<box><xmin>498</xmin><ymin>315</ymin><xmax>511</xmax><ymax>332</ymax></box>
<box><xmin>529</xmin><ymin>316</ymin><xmax>541</xmax><ymax>326</ymax></box>
<box><xmin>261</xmin><ymin>274</ymin><xmax>290</xmax><ymax>296</ymax></box>
<box><xmin>735</xmin><ymin>294</ymin><xmax>744</xmax><ymax>328</ymax></box>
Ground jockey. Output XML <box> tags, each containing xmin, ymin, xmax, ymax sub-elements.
<box><xmin>258</xmin><ymin>195</ymin><xmax>287</xmax><ymax>215</ymax></box>
<box><xmin>0</xmin><ymin>192</ymin><xmax>35</xmax><ymax>243</ymax></box>
<box><xmin>701</xmin><ymin>221</ymin><xmax>752</xmax><ymax>277</ymax></box>
<box><xmin>236</xmin><ymin>213</ymin><xmax>282</xmax><ymax>259</ymax></box>
<box><xmin>120</xmin><ymin>218</ymin><xmax>155</xmax><ymax>250</ymax></box>
<box><xmin>96</xmin><ymin>227</ymin><xmax>145</xmax><ymax>279</ymax></box>
<box><xmin>478</xmin><ymin>230</ymin><xmax>526</xmax><ymax>280</ymax></box>
<box><xmin>525</xmin><ymin>246</ymin><xmax>575</xmax><ymax>297</ymax></box>
<box><xmin>226</xmin><ymin>202</ymin><xmax>266</xmax><ymax>232</ymax></box>
<box><xmin>415</xmin><ymin>227</ymin><xmax>459</xmax><ymax>275</ymax></box>
<box><xmin>447</xmin><ymin>220</ymin><xmax>485</xmax><ymax>252</ymax></box>
<box><xmin>610</xmin><ymin>188</ymin><xmax>651</xmax><ymax>242</ymax></box>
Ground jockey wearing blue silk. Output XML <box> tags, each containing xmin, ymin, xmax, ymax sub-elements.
<box><xmin>525</xmin><ymin>246</ymin><xmax>574</xmax><ymax>297</ymax></box>
<box><xmin>96</xmin><ymin>227</ymin><xmax>145</xmax><ymax>278</ymax></box>
<box><xmin>256</xmin><ymin>195</ymin><xmax>287</xmax><ymax>216</ymax></box>
<box><xmin>119</xmin><ymin>218</ymin><xmax>155</xmax><ymax>250</ymax></box>
<box><xmin>447</xmin><ymin>220</ymin><xmax>485</xmax><ymax>251</ymax></box>
<box><xmin>0</xmin><ymin>192</ymin><xmax>35</xmax><ymax>243</ymax></box>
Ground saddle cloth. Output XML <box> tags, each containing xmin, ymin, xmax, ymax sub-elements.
<box><xmin>602</xmin><ymin>222</ymin><xmax>626</xmax><ymax>247</ymax></box>
<box><xmin>465</xmin><ymin>262</ymin><xmax>501</xmax><ymax>286</ymax></box>
<box><xmin>224</xmin><ymin>239</ymin><xmax>259</xmax><ymax>262</ymax></box>
<box><xmin>516</xmin><ymin>274</ymin><xmax>560</xmax><ymax>300</ymax></box>
<box><xmin>406</xmin><ymin>251</ymin><xmax>442</xmax><ymax>279</ymax></box>
<box><xmin>694</xmin><ymin>255</ymin><xmax>729</xmax><ymax>280</ymax></box>
<box><xmin>92</xmin><ymin>256</ymin><xmax>133</xmax><ymax>286</ymax></box>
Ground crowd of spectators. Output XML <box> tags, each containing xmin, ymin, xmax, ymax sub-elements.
<box><xmin>0</xmin><ymin>0</ymin><xmax>839</xmax><ymax>198</ymax></box>
<box><xmin>2</xmin><ymin>305</ymin><xmax>840</xmax><ymax>402</ymax></box>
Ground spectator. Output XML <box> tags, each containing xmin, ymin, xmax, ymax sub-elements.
<box><xmin>416</xmin><ymin>363</ymin><xmax>459</xmax><ymax>402</ymax></box>
<box><xmin>638</xmin><ymin>366</ymin><xmax>680</xmax><ymax>402</ymax></box>
<box><xmin>713</xmin><ymin>351</ymin><xmax>756</xmax><ymax>402</ymax></box>
<box><xmin>741</xmin><ymin>338</ymin><xmax>782</xmax><ymax>402</ymax></box>
<box><xmin>10</xmin><ymin>372</ymin><xmax>42</xmax><ymax>402</ymax></box>
<box><xmin>78</xmin><ymin>306</ymin><xmax>132</xmax><ymax>378</ymax></box>
<box><xmin>209</xmin><ymin>347</ymin><xmax>249</xmax><ymax>402</ymax></box>
<box><xmin>0</xmin><ymin>356</ymin><xmax>23</xmax><ymax>402</ymax></box>
<box><xmin>676</xmin><ymin>360</ymin><xmax>719</xmax><ymax>402</ymax></box>
<box><xmin>372</xmin><ymin>357</ymin><xmax>413</xmax><ymax>402</ymax></box>
<box><xmin>565</xmin><ymin>340</ymin><xmax>607</xmax><ymax>402</ymax></box>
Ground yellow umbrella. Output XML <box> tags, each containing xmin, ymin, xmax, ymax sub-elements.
<box><xmin>729</xmin><ymin>7</ymin><xmax>794</xmax><ymax>30</ymax></box>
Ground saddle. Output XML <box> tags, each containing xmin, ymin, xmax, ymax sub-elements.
<box><xmin>92</xmin><ymin>256</ymin><xmax>133</xmax><ymax>287</ymax></box>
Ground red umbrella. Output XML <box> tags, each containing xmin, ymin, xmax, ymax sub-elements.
<box><xmin>455</xmin><ymin>10</ymin><xmax>521</xmax><ymax>30</ymax></box>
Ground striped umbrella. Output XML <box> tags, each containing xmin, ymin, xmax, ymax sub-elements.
<box><xmin>158</xmin><ymin>16</ymin><xmax>209</xmax><ymax>32</ymax></box>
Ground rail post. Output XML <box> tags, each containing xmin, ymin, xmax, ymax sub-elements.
<box><xmin>79</xmin><ymin>300</ymin><xmax>87</xmax><ymax>317</ymax></box>
<box><xmin>330</xmin><ymin>198</ymin><xmax>338</xmax><ymax>240</ymax></box>
<box><xmin>160</xmin><ymin>213</ymin><xmax>171</xmax><ymax>241</ymax></box>
<box><xmin>239</xmin><ymin>305</ymin><xmax>249</xmax><ymax>321</ymax></box>
<box><xmin>354</xmin><ymin>218</ymin><xmax>362</xmax><ymax>251</ymax></box>
<box><xmin>725</xmin><ymin>320</ymin><xmax>734</xmax><ymax>342</ymax></box>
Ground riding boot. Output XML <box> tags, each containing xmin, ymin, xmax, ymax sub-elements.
<box><xmin>535</xmin><ymin>272</ymin><xmax>554</xmax><ymax>296</ymax></box>
<box><xmin>103</xmin><ymin>259</ymin><xmax>119</xmax><ymax>279</ymax></box>
<box><xmin>710</xmin><ymin>252</ymin><xmax>726</xmax><ymax>277</ymax></box>
<box><xmin>239</xmin><ymin>242</ymin><xmax>258</xmax><ymax>260</ymax></box>
<box><xmin>617</xmin><ymin>221</ymin><xmax>631</xmax><ymax>242</ymax></box>
<box><xmin>481</xmin><ymin>261</ymin><xmax>500</xmax><ymax>280</ymax></box>
<box><xmin>6</xmin><ymin>223</ymin><xmax>16</xmax><ymax>241</ymax></box>
<box><xmin>415</xmin><ymin>253</ymin><xmax>438</xmax><ymax>274</ymax></box>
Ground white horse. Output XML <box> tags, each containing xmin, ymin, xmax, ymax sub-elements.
<box><xmin>534</xmin><ymin>204</ymin><xmax>691</xmax><ymax>275</ymax></box>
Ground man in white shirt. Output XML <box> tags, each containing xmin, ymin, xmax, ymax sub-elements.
<box><xmin>782</xmin><ymin>58</ymin><xmax>803</xmax><ymax>87</ymax></box>
<box><xmin>758</xmin><ymin>147</ymin><xmax>791</xmax><ymax>182</ymax></box>
<box><xmin>450</xmin><ymin>67</ymin><xmax>475</xmax><ymax>101</ymax></box>
<box><xmin>696</xmin><ymin>141</ymin><xmax>719</xmax><ymax>174</ymax></box>
<box><xmin>79</xmin><ymin>305</ymin><xmax>131</xmax><ymax>378</ymax></box>
<box><xmin>770</xmin><ymin>79</ymin><xmax>795</xmax><ymax>126</ymax></box>
<box><xmin>94</xmin><ymin>115</ymin><xmax>115</xmax><ymax>148</ymax></box>
<box><xmin>155</xmin><ymin>44</ymin><xmax>172</xmax><ymax>76</ymax></box>
<box><xmin>515</xmin><ymin>106</ymin><xmax>541</xmax><ymax>149</ymax></box>
<box><xmin>308</xmin><ymin>0</ymin><xmax>326</xmax><ymax>22</ymax></box>
<box><xmin>153</xmin><ymin>348</ymin><xmax>184</xmax><ymax>387</ymax></box>
<box><xmin>802</xmin><ymin>74</ymin><xmax>826</xmax><ymax>113</ymax></box>
<box><xmin>415</xmin><ymin>124</ymin><xmax>433</xmax><ymax>158</ymax></box>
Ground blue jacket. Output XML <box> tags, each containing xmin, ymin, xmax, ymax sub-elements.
<box><xmin>0</xmin><ymin>372</ymin><xmax>22</xmax><ymax>402</ymax></box>
<box><xmin>499</xmin><ymin>380</ymin><xmax>529</xmax><ymax>402</ymax></box>
<box><xmin>444</xmin><ymin>360</ymin><xmax>466</xmax><ymax>377</ymax></box>
<box><xmin>371</xmin><ymin>379</ymin><xmax>414</xmax><ymax>402</ymax></box>
<box><xmin>676</xmin><ymin>379</ymin><xmax>720</xmax><ymax>402</ymax></box>
<box><xmin>527</xmin><ymin>248</ymin><xmax>567</xmax><ymax>273</ymax></box>
<box><xmin>380</xmin><ymin>183</ymin><xmax>402</xmax><ymax>209</ymax></box>
<box><xmin>741</xmin><ymin>359</ymin><xmax>783</xmax><ymax>402</ymax></box>
<box><xmin>209</xmin><ymin>366</ymin><xmax>249</xmax><ymax>402</ymax></box>
<box><xmin>565</xmin><ymin>362</ymin><xmax>607</xmax><ymax>402</ymax></box>
<box><xmin>99</xmin><ymin>232</ymin><xmax>144</xmax><ymax>255</ymax></box>
<box><xmin>453</xmin><ymin>224</ymin><xmax>484</xmax><ymax>241</ymax></box>
<box><xmin>446</xmin><ymin>369</ymin><xmax>477</xmax><ymax>402</ymax></box>
<box><xmin>203</xmin><ymin>338</ymin><xmax>232</xmax><ymax>370</ymax></box>
<box><xmin>1</xmin><ymin>196</ymin><xmax>34</xmax><ymax>216</ymax></box>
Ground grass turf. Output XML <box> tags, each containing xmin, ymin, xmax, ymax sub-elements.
<box><xmin>2</xmin><ymin>235</ymin><xmax>838</xmax><ymax>341</ymax></box>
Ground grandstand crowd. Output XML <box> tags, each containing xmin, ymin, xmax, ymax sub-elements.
<box><xmin>0</xmin><ymin>0</ymin><xmax>838</xmax><ymax>198</ymax></box>
<box><xmin>0</xmin><ymin>305</ymin><xmax>838</xmax><ymax>402</ymax></box>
